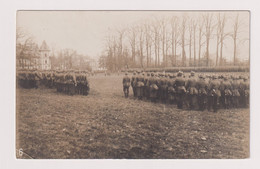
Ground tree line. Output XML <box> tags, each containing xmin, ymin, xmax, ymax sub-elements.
<box><xmin>99</xmin><ymin>12</ymin><xmax>249</xmax><ymax>72</ymax></box>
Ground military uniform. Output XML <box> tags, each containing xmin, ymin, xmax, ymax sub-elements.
<box><xmin>160</xmin><ymin>74</ymin><xmax>168</xmax><ymax>103</ymax></box>
<box><xmin>149</xmin><ymin>72</ymin><xmax>159</xmax><ymax>102</ymax></box>
<box><xmin>208</xmin><ymin>76</ymin><xmax>221</xmax><ymax>112</ymax></box>
<box><xmin>231</xmin><ymin>77</ymin><xmax>241</xmax><ymax>108</ymax></box>
<box><xmin>197</xmin><ymin>75</ymin><xmax>208</xmax><ymax>111</ymax></box>
<box><xmin>81</xmin><ymin>72</ymin><xmax>90</xmax><ymax>95</ymax></box>
<box><xmin>175</xmin><ymin>71</ymin><xmax>186</xmax><ymax>109</ymax></box>
<box><xmin>135</xmin><ymin>72</ymin><xmax>145</xmax><ymax>99</ymax></box>
<box><xmin>144</xmin><ymin>73</ymin><xmax>150</xmax><ymax>99</ymax></box>
<box><xmin>167</xmin><ymin>74</ymin><xmax>176</xmax><ymax>104</ymax></box>
<box><xmin>220</xmin><ymin>77</ymin><xmax>232</xmax><ymax>109</ymax></box>
<box><xmin>123</xmin><ymin>73</ymin><xmax>131</xmax><ymax>98</ymax></box>
<box><xmin>131</xmin><ymin>72</ymin><xmax>137</xmax><ymax>98</ymax></box>
<box><xmin>185</xmin><ymin>72</ymin><xmax>198</xmax><ymax>109</ymax></box>
<box><xmin>239</xmin><ymin>77</ymin><xmax>249</xmax><ymax>108</ymax></box>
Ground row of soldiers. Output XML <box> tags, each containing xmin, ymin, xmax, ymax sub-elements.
<box><xmin>123</xmin><ymin>71</ymin><xmax>249</xmax><ymax>112</ymax></box>
<box><xmin>17</xmin><ymin>69</ymin><xmax>90</xmax><ymax>96</ymax></box>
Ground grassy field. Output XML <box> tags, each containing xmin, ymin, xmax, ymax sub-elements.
<box><xmin>16</xmin><ymin>74</ymin><xmax>249</xmax><ymax>159</ymax></box>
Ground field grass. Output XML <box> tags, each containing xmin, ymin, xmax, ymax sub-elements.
<box><xmin>16</xmin><ymin>74</ymin><xmax>249</xmax><ymax>159</ymax></box>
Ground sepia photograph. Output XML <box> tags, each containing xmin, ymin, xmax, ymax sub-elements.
<box><xmin>16</xmin><ymin>10</ymin><xmax>250</xmax><ymax>159</ymax></box>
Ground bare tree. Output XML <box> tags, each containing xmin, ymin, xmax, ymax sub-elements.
<box><xmin>137</xmin><ymin>25</ymin><xmax>145</xmax><ymax>68</ymax></box>
<box><xmin>180</xmin><ymin>15</ymin><xmax>187</xmax><ymax>66</ymax></box>
<box><xmin>215</xmin><ymin>13</ymin><xmax>228</xmax><ymax>66</ymax></box>
<box><xmin>203</xmin><ymin>13</ymin><xmax>214</xmax><ymax>66</ymax></box>
<box><xmin>144</xmin><ymin>22</ymin><xmax>152</xmax><ymax>67</ymax></box>
<box><xmin>170</xmin><ymin>16</ymin><xmax>179</xmax><ymax>66</ymax></box>
<box><xmin>116</xmin><ymin>28</ymin><xmax>126</xmax><ymax>70</ymax></box>
<box><xmin>188</xmin><ymin>18</ymin><xmax>193</xmax><ymax>66</ymax></box>
<box><xmin>219</xmin><ymin>13</ymin><xmax>227</xmax><ymax>66</ymax></box>
<box><xmin>128</xmin><ymin>26</ymin><xmax>137</xmax><ymax>66</ymax></box>
<box><xmin>16</xmin><ymin>27</ymin><xmax>35</xmax><ymax>69</ymax></box>
<box><xmin>231</xmin><ymin>13</ymin><xmax>240</xmax><ymax>66</ymax></box>
<box><xmin>151</xmin><ymin>21</ymin><xmax>160</xmax><ymax>67</ymax></box>
<box><xmin>192</xmin><ymin>20</ymin><xmax>197</xmax><ymax>66</ymax></box>
<box><xmin>198</xmin><ymin>15</ymin><xmax>204</xmax><ymax>66</ymax></box>
<box><xmin>160</xmin><ymin>18</ymin><xmax>168</xmax><ymax>67</ymax></box>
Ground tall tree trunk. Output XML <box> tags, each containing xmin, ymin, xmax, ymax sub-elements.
<box><xmin>193</xmin><ymin>26</ymin><xmax>196</xmax><ymax>66</ymax></box>
<box><xmin>233</xmin><ymin>38</ymin><xmax>237</xmax><ymax>65</ymax></box>
<box><xmin>206</xmin><ymin>38</ymin><xmax>209</xmax><ymax>66</ymax></box>
<box><xmin>172</xmin><ymin>30</ymin><xmax>174</xmax><ymax>66</ymax></box>
<box><xmin>154</xmin><ymin>37</ymin><xmax>157</xmax><ymax>67</ymax></box>
<box><xmin>220</xmin><ymin>41</ymin><xmax>223</xmax><ymax>66</ymax></box>
<box><xmin>157</xmin><ymin>40</ymin><xmax>160</xmax><ymax>67</ymax></box>
<box><xmin>174</xmin><ymin>41</ymin><xmax>177</xmax><ymax>66</ymax></box>
<box><xmin>146</xmin><ymin>42</ymin><xmax>149</xmax><ymax>68</ymax></box>
<box><xmin>189</xmin><ymin>34</ymin><xmax>192</xmax><ymax>66</ymax></box>
<box><xmin>198</xmin><ymin>31</ymin><xmax>202</xmax><ymax>67</ymax></box>
<box><xmin>216</xmin><ymin>41</ymin><xmax>219</xmax><ymax>66</ymax></box>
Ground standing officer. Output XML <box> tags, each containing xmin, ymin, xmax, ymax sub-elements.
<box><xmin>136</xmin><ymin>71</ymin><xmax>145</xmax><ymax>99</ymax></box>
<box><xmin>123</xmin><ymin>72</ymin><xmax>131</xmax><ymax>98</ymax></box>
<box><xmin>131</xmin><ymin>71</ymin><xmax>137</xmax><ymax>98</ymax></box>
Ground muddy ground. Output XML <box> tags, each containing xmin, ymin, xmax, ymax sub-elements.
<box><xmin>16</xmin><ymin>75</ymin><xmax>249</xmax><ymax>159</ymax></box>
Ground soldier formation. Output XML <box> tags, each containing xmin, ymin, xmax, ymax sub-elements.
<box><xmin>17</xmin><ymin>69</ymin><xmax>90</xmax><ymax>96</ymax></box>
<box><xmin>124</xmin><ymin>70</ymin><xmax>250</xmax><ymax>112</ymax></box>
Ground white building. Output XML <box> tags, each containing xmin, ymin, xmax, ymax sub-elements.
<box><xmin>17</xmin><ymin>40</ymin><xmax>51</xmax><ymax>70</ymax></box>
<box><xmin>38</xmin><ymin>40</ymin><xmax>51</xmax><ymax>70</ymax></box>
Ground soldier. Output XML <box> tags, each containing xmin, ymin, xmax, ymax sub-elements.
<box><xmin>144</xmin><ymin>72</ymin><xmax>150</xmax><ymax>100</ymax></box>
<box><xmin>160</xmin><ymin>73</ymin><xmax>168</xmax><ymax>103</ymax></box>
<box><xmin>55</xmin><ymin>71</ymin><xmax>61</xmax><ymax>92</ymax></box>
<box><xmin>197</xmin><ymin>74</ymin><xmax>208</xmax><ymax>111</ymax></box>
<box><xmin>185</xmin><ymin>71</ymin><xmax>198</xmax><ymax>110</ymax></box>
<box><xmin>167</xmin><ymin>73</ymin><xmax>176</xmax><ymax>104</ymax></box>
<box><xmin>82</xmin><ymin>71</ymin><xmax>90</xmax><ymax>96</ymax></box>
<box><xmin>135</xmin><ymin>71</ymin><xmax>145</xmax><ymax>99</ymax></box>
<box><xmin>175</xmin><ymin>71</ymin><xmax>186</xmax><ymax>109</ymax></box>
<box><xmin>131</xmin><ymin>72</ymin><xmax>137</xmax><ymax>98</ymax></box>
<box><xmin>123</xmin><ymin>72</ymin><xmax>131</xmax><ymax>98</ymax></box>
<box><xmin>18</xmin><ymin>70</ymin><xmax>26</xmax><ymax>88</ymax></box>
<box><xmin>149</xmin><ymin>72</ymin><xmax>159</xmax><ymax>102</ymax></box>
<box><xmin>33</xmin><ymin>69</ymin><xmax>41</xmax><ymax>89</ymax></box>
<box><xmin>220</xmin><ymin>76</ymin><xmax>232</xmax><ymax>109</ymax></box>
<box><xmin>231</xmin><ymin>76</ymin><xmax>241</xmax><ymax>108</ymax></box>
<box><xmin>42</xmin><ymin>71</ymin><xmax>47</xmax><ymax>87</ymax></box>
<box><xmin>239</xmin><ymin>76</ymin><xmax>249</xmax><ymax>108</ymax></box>
<box><xmin>28</xmin><ymin>70</ymin><xmax>36</xmax><ymax>88</ymax></box>
<box><xmin>244</xmin><ymin>76</ymin><xmax>250</xmax><ymax>108</ymax></box>
<box><xmin>65</xmin><ymin>70</ymin><xmax>77</xmax><ymax>95</ymax></box>
<box><xmin>75</xmin><ymin>71</ymin><xmax>82</xmax><ymax>94</ymax></box>
<box><xmin>208</xmin><ymin>75</ymin><xmax>221</xmax><ymax>112</ymax></box>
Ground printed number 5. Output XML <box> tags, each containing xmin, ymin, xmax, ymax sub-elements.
<box><xmin>19</xmin><ymin>148</ymin><xmax>23</xmax><ymax>157</ymax></box>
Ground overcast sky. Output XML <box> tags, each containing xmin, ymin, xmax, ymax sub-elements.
<box><xmin>17</xmin><ymin>11</ymin><xmax>249</xmax><ymax>61</ymax></box>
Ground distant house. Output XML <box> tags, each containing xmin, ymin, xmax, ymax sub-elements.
<box><xmin>17</xmin><ymin>40</ymin><xmax>51</xmax><ymax>70</ymax></box>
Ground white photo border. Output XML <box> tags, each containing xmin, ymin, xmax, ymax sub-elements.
<box><xmin>0</xmin><ymin>0</ymin><xmax>259</xmax><ymax>169</ymax></box>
